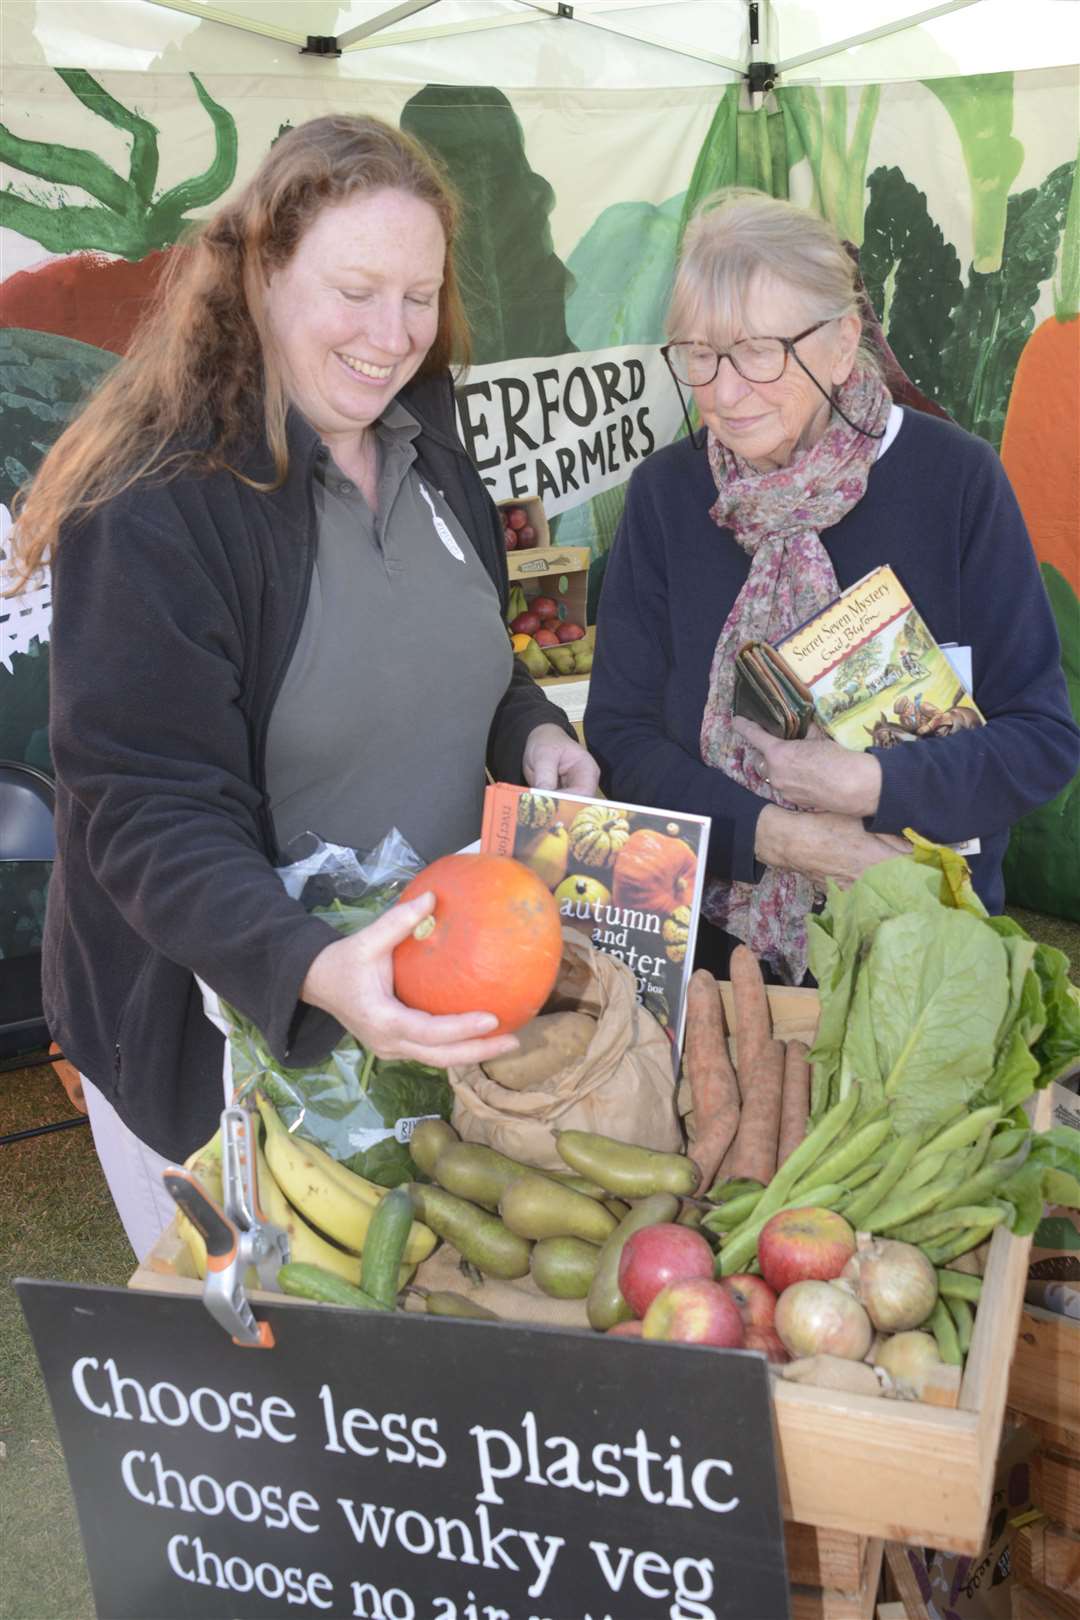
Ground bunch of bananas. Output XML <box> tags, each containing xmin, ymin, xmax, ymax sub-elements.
<box><xmin>176</xmin><ymin>1091</ymin><xmax>437</xmax><ymax>1290</ymax></box>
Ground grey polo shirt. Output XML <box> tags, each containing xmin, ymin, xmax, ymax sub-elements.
<box><xmin>265</xmin><ymin>399</ymin><xmax>512</xmax><ymax>864</ymax></box>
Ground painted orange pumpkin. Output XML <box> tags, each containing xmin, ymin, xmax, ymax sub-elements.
<box><xmin>611</xmin><ymin>829</ymin><xmax>698</xmax><ymax>915</ymax></box>
<box><xmin>393</xmin><ymin>853</ymin><xmax>563</xmax><ymax>1034</ymax></box>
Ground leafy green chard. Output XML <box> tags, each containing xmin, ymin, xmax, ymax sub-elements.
<box><xmin>809</xmin><ymin>840</ymin><xmax>1080</xmax><ymax>1132</ymax></box>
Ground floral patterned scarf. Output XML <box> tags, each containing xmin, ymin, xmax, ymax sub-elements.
<box><xmin>699</xmin><ymin>362</ymin><xmax>892</xmax><ymax>983</ymax></box>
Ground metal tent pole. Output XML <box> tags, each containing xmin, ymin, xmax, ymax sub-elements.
<box><xmin>776</xmin><ymin>0</ymin><xmax>987</xmax><ymax>76</ymax></box>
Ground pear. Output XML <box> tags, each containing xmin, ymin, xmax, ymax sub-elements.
<box><xmin>545</xmin><ymin>645</ymin><xmax>579</xmax><ymax>677</ymax></box>
<box><xmin>571</xmin><ymin>645</ymin><xmax>593</xmax><ymax>675</ymax></box>
<box><xmin>518</xmin><ymin>638</ymin><xmax>553</xmax><ymax>680</ymax></box>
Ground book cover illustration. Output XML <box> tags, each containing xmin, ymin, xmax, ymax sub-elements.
<box><xmin>777</xmin><ymin>564</ymin><xmax>985</xmax><ymax>755</ymax></box>
<box><xmin>481</xmin><ymin>784</ymin><xmax>711</xmax><ymax>1058</ymax></box>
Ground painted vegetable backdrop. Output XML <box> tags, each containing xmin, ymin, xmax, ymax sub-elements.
<box><xmin>1</xmin><ymin>62</ymin><xmax>1077</xmax><ymax>930</ymax></box>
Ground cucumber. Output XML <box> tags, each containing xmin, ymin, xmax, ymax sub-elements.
<box><xmin>360</xmin><ymin>1188</ymin><xmax>415</xmax><ymax>1309</ymax></box>
<box><xmin>277</xmin><ymin>1262</ymin><xmax>389</xmax><ymax>1311</ymax></box>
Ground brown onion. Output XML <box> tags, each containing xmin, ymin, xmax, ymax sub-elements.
<box><xmin>874</xmin><ymin>1331</ymin><xmax>943</xmax><ymax>1395</ymax></box>
<box><xmin>840</xmin><ymin>1235</ymin><xmax>938</xmax><ymax>1332</ymax></box>
<box><xmin>774</xmin><ymin>1281</ymin><xmax>873</xmax><ymax>1362</ymax></box>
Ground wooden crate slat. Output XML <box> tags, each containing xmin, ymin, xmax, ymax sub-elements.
<box><xmin>1012</xmin><ymin>1579</ymin><xmax>1080</xmax><ymax>1619</ymax></box>
<box><xmin>1033</xmin><ymin>1452</ymin><xmax>1080</xmax><ymax>1535</ymax></box>
<box><xmin>788</xmin><ymin>1540</ymin><xmax>883</xmax><ymax>1620</ymax></box>
<box><xmin>1013</xmin><ymin>1521</ymin><xmax>1080</xmax><ymax>1598</ymax></box>
<box><xmin>785</xmin><ymin>1522</ymin><xmax>867</xmax><ymax>1590</ymax></box>
<box><xmin>883</xmin><ymin>1544</ymin><xmax>933</xmax><ymax>1620</ymax></box>
<box><xmin>1009</xmin><ymin>1307</ymin><xmax>1080</xmax><ymax>1432</ymax></box>
<box><xmin>773</xmin><ymin>1377</ymin><xmax>986</xmax><ymax>1551</ymax></box>
<box><xmin>1007</xmin><ymin>1407</ymin><xmax>1080</xmax><ymax>1461</ymax></box>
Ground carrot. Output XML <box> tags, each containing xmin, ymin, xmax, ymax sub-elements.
<box><xmin>682</xmin><ymin>970</ymin><xmax>741</xmax><ymax>1194</ymax></box>
<box><xmin>1001</xmin><ymin>314</ymin><xmax>1080</xmax><ymax>593</ymax></box>
<box><xmin>725</xmin><ymin>946</ymin><xmax>785</xmax><ymax>1186</ymax></box>
<box><xmin>778</xmin><ymin>1040</ymin><xmax>812</xmax><ymax>1167</ymax></box>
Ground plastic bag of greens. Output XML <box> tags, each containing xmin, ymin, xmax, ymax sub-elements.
<box><xmin>200</xmin><ymin>829</ymin><xmax>452</xmax><ymax>1188</ymax></box>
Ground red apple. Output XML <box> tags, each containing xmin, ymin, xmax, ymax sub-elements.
<box><xmin>617</xmin><ymin>1224</ymin><xmax>715</xmax><ymax>1319</ymax></box>
<box><xmin>758</xmin><ymin>1207</ymin><xmax>857</xmax><ymax>1294</ymax></box>
<box><xmin>530</xmin><ymin>596</ymin><xmax>559</xmax><ymax>619</ymax></box>
<box><xmin>743</xmin><ymin>1325</ymin><xmax>789</xmax><ymax>1364</ymax></box>
<box><xmin>533</xmin><ymin>627</ymin><xmax>560</xmax><ymax>648</ymax></box>
<box><xmin>606</xmin><ymin>1319</ymin><xmax>644</xmax><ymax>1338</ymax></box>
<box><xmin>721</xmin><ymin>1273</ymin><xmax>777</xmax><ymax>1332</ymax></box>
<box><xmin>518</xmin><ymin>524</ymin><xmax>536</xmax><ymax>544</ymax></box>
<box><xmin>506</xmin><ymin>506</ymin><xmax>528</xmax><ymax>530</ymax></box>
<box><xmin>556</xmin><ymin>621</ymin><xmax>586</xmax><ymax>643</ymax></box>
<box><xmin>642</xmin><ymin>1279</ymin><xmax>745</xmax><ymax>1348</ymax></box>
<box><xmin>510</xmin><ymin>611</ymin><xmax>541</xmax><ymax>636</ymax></box>
<box><xmin>503</xmin><ymin>527</ymin><xmax>518</xmax><ymax>551</ymax></box>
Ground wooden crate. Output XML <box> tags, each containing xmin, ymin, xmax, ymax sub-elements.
<box><xmin>1013</xmin><ymin>1521</ymin><xmax>1080</xmax><ymax>1599</ymax></box>
<box><xmin>1033</xmin><ymin>1451</ymin><xmax>1080</xmax><ymax>1534</ymax></box>
<box><xmin>787</xmin><ymin>1528</ymin><xmax>883</xmax><ymax>1620</ymax></box>
<box><xmin>132</xmin><ymin>983</ymin><xmax>1046</xmax><ymax>1556</ymax></box>
<box><xmin>1009</xmin><ymin>1307</ymin><xmax>1080</xmax><ymax>1433</ymax></box>
<box><xmin>1012</xmin><ymin>1581</ymin><xmax>1080</xmax><ymax>1619</ymax></box>
<box><xmin>786</xmin><ymin>1523</ymin><xmax>868</xmax><ymax>1591</ymax></box>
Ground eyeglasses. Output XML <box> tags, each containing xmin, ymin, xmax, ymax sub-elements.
<box><xmin>661</xmin><ymin>320</ymin><xmax>834</xmax><ymax>387</ymax></box>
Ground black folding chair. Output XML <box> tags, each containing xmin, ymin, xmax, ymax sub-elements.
<box><xmin>0</xmin><ymin>761</ymin><xmax>89</xmax><ymax>1142</ymax></box>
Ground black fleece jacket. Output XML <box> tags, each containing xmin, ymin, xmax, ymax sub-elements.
<box><xmin>43</xmin><ymin>371</ymin><xmax>574</xmax><ymax>1162</ymax></box>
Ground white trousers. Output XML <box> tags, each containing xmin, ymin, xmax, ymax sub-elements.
<box><xmin>82</xmin><ymin>1077</ymin><xmax>180</xmax><ymax>1263</ymax></box>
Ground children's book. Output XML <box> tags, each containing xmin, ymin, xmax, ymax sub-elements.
<box><xmin>736</xmin><ymin>564</ymin><xmax>984</xmax><ymax>751</ymax></box>
<box><xmin>734</xmin><ymin>564</ymin><xmax>984</xmax><ymax>854</ymax></box>
<box><xmin>480</xmin><ymin>785</ymin><xmax>711</xmax><ymax>1059</ymax></box>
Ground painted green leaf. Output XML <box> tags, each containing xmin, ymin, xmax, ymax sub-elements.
<box><xmin>860</xmin><ymin>165</ymin><xmax>963</xmax><ymax>414</ymax></box>
<box><xmin>400</xmin><ymin>86</ymin><xmax>573</xmax><ymax>363</ymax></box>
<box><xmin>735</xmin><ymin>107</ymin><xmax>790</xmax><ymax>198</ymax></box>
<box><xmin>0</xmin><ymin>71</ymin><xmax>236</xmax><ymax>257</ymax></box>
<box><xmin>0</xmin><ymin>644</ymin><xmax>51</xmax><ymax>772</ymax></box>
<box><xmin>1003</xmin><ymin>559</ymin><xmax>1080</xmax><ymax>923</ymax></box>
<box><xmin>566</xmin><ymin>193</ymin><xmax>684</xmax><ymax>350</ymax></box>
<box><xmin>0</xmin><ymin>327</ymin><xmax>117</xmax><ymax>509</ymax></box>
<box><xmin>674</xmin><ymin>83</ymin><xmax>741</xmax><ymax>247</ymax></box>
<box><xmin>923</xmin><ymin>73</ymin><xmax>1024</xmax><ymax>273</ymax></box>
<box><xmin>1056</xmin><ymin>145</ymin><xmax>1079</xmax><ymax>318</ymax></box>
<box><xmin>1033</xmin><ymin>1215</ymin><xmax>1080</xmax><ymax>1251</ymax></box>
<box><xmin>777</xmin><ymin>85</ymin><xmax>881</xmax><ymax>246</ymax></box>
<box><xmin>938</xmin><ymin>161</ymin><xmax>1075</xmax><ymax>447</ymax></box>
<box><xmin>0</xmin><ymin>329</ymin><xmax>117</xmax><ymax>770</ymax></box>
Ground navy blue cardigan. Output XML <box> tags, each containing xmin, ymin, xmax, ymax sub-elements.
<box><xmin>584</xmin><ymin>409</ymin><xmax>1079</xmax><ymax>910</ymax></box>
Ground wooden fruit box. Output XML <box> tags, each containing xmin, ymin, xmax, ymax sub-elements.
<box><xmin>132</xmin><ymin>983</ymin><xmax>1045</xmax><ymax>1556</ymax></box>
<box><xmin>721</xmin><ymin>987</ymin><xmax>1049</xmax><ymax>1555</ymax></box>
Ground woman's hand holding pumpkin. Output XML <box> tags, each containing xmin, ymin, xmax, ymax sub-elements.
<box><xmin>523</xmin><ymin>723</ymin><xmax>601</xmax><ymax>795</ymax></box>
<box><xmin>755</xmin><ymin>805</ymin><xmax>909</xmax><ymax>890</ymax></box>
<box><xmin>300</xmin><ymin>892</ymin><xmax>520</xmax><ymax>1069</ymax></box>
<box><xmin>732</xmin><ymin>716</ymin><xmax>884</xmax><ymax>817</ymax></box>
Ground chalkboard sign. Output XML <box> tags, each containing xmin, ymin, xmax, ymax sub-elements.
<box><xmin>18</xmin><ymin>1280</ymin><xmax>791</xmax><ymax>1620</ymax></box>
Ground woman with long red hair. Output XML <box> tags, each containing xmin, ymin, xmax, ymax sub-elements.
<box><xmin>12</xmin><ymin>114</ymin><xmax>597</xmax><ymax>1258</ymax></box>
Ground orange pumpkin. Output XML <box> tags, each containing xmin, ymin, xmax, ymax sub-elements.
<box><xmin>392</xmin><ymin>853</ymin><xmax>563</xmax><ymax>1034</ymax></box>
<box><xmin>611</xmin><ymin>829</ymin><xmax>698</xmax><ymax>915</ymax></box>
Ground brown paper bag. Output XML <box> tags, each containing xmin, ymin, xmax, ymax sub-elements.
<box><xmin>448</xmin><ymin>931</ymin><xmax>682</xmax><ymax>1169</ymax></box>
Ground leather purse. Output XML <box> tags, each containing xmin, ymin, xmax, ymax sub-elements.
<box><xmin>733</xmin><ymin>642</ymin><xmax>816</xmax><ymax>740</ymax></box>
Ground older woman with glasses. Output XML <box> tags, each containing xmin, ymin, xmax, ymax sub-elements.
<box><xmin>584</xmin><ymin>188</ymin><xmax>1078</xmax><ymax>984</ymax></box>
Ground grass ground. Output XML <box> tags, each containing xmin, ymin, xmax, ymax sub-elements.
<box><xmin>2</xmin><ymin>905</ymin><xmax>1079</xmax><ymax>1620</ymax></box>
